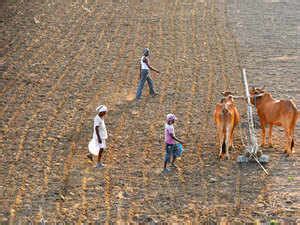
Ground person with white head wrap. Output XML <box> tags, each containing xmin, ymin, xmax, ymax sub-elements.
<box><xmin>96</xmin><ymin>105</ymin><xmax>107</xmax><ymax>113</ymax></box>
<box><xmin>87</xmin><ymin>105</ymin><xmax>108</xmax><ymax>168</ymax></box>
<box><xmin>136</xmin><ymin>48</ymin><xmax>160</xmax><ymax>100</ymax></box>
<box><xmin>163</xmin><ymin>113</ymin><xmax>184</xmax><ymax>173</ymax></box>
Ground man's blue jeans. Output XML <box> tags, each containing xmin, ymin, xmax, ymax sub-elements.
<box><xmin>136</xmin><ymin>69</ymin><xmax>155</xmax><ymax>99</ymax></box>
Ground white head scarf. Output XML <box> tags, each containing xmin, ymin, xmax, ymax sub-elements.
<box><xmin>96</xmin><ymin>105</ymin><xmax>108</xmax><ymax>113</ymax></box>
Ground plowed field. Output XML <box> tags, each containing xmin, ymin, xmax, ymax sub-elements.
<box><xmin>1</xmin><ymin>0</ymin><xmax>299</xmax><ymax>223</ymax></box>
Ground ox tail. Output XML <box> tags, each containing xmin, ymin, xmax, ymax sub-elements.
<box><xmin>222</xmin><ymin>140</ymin><xmax>226</xmax><ymax>154</ymax></box>
<box><xmin>221</xmin><ymin>105</ymin><xmax>230</xmax><ymax>155</ymax></box>
<box><xmin>290</xmin><ymin>113</ymin><xmax>297</xmax><ymax>151</ymax></box>
<box><xmin>221</xmin><ymin>121</ymin><xmax>228</xmax><ymax>154</ymax></box>
<box><xmin>222</xmin><ymin>107</ymin><xmax>229</xmax><ymax>115</ymax></box>
<box><xmin>291</xmin><ymin>138</ymin><xmax>294</xmax><ymax>150</ymax></box>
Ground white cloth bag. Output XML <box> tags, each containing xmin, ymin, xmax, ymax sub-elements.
<box><xmin>88</xmin><ymin>139</ymin><xmax>106</xmax><ymax>156</ymax></box>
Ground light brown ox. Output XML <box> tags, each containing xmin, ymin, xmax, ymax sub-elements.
<box><xmin>214</xmin><ymin>93</ymin><xmax>240</xmax><ymax>159</ymax></box>
<box><xmin>250</xmin><ymin>87</ymin><xmax>300</xmax><ymax>155</ymax></box>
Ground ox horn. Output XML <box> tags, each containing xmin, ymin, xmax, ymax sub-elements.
<box><xmin>221</xmin><ymin>91</ymin><xmax>236</xmax><ymax>96</ymax></box>
<box><xmin>254</xmin><ymin>93</ymin><xmax>264</xmax><ymax>98</ymax></box>
<box><xmin>221</xmin><ymin>91</ymin><xmax>229</xmax><ymax>96</ymax></box>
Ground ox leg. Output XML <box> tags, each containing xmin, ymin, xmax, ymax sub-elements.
<box><xmin>291</xmin><ymin>128</ymin><xmax>295</xmax><ymax>153</ymax></box>
<box><xmin>284</xmin><ymin>129</ymin><xmax>288</xmax><ymax>153</ymax></box>
<box><xmin>268</xmin><ymin>124</ymin><xmax>273</xmax><ymax>147</ymax></box>
<box><xmin>218</xmin><ymin>129</ymin><xmax>224</xmax><ymax>159</ymax></box>
<box><xmin>219</xmin><ymin>137</ymin><xmax>224</xmax><ymax>159</ymax></box>
<box><xmin>290</xmin><ymin>119</ymin><xmax>296</xmax><ymax>153</ymax></box>
<box><xmin>284</xmin><ymin>129</ymin><xmax>292</xmax><ymax>155</ymax></box>
<box><xmin>225</xmin><ymin>127</ymin><xmax>231</xmax><ymax>160</ymax></box>
<box><xmin>229</xmin><ymin>127</ymin><xmax>234</xmax><ymax>150</ymax></box>
<box><xmin>260</xmin><ymin>124</ymin><xmax>266</xmax><ymax>147</ymax></box>
<box><xmin>287</xmin><ymin>134</ymin><xmax>292</xmax><ymax>156</ymax></box>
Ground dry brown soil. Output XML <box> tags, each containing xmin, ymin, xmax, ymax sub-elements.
<box><xmin>0</xmin><ymin>0</ymin><xmax>299</xmax><ymax>223</ymax></box>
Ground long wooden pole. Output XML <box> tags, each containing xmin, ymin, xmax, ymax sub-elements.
<box><xmin>242</xmin><ymin>68</ymin><xmax>259</xmax><ymax>154</ymax></box>
<box><xmin>241</xmin><ymin>69</ymin><xmax>269</xmax><ymax>174</ymax></box>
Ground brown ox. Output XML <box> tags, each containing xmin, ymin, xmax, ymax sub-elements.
<box><xmin>214</xmin><ymin>93</ymin><xmax>240</xmax><ymax>159</ymax></box>
<box><xmin>250</xmin><ymin>87</ymin><xmax>300</xmax><ymax>155</ymax></box>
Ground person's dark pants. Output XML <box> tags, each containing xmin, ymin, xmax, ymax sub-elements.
<box><xmin>136</xmin><ymin>69</ymin><xmax>155</xmax><ymax>99</ymax></box>
<box><xmin>164</xmin><ymin>144</ymin><xmax>177</xmax><ymax>163</ymax></box>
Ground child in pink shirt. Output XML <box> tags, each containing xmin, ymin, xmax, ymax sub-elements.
<box><xmin>164</xmin><ymin>114</ymin><xmax>184</xmax><ymax>172</ymax></box>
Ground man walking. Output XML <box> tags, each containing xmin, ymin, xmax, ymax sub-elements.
<box><xmin>136</xmin><ymin>48</ymin><xmax>160</xmax><ymax>100</ymax></box>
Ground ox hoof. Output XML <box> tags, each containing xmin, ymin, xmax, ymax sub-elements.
<box><xmin>268</xmin><ymin>143</ymin><xmax>274</xmax><ymax>148</ymax></box>
<box><xmin>287</xmin><ymin>150</ymin><xmax>293</xmax><ymax>156</ymax></box>
<box><xmin>260</xmin><ymin>144</ymin><xmax>266</xmax><ymax>148</ymax></box>
<box><xmin>225</xmin><ymin>155</ymin><xmax>230</xmax><ymax>160</ymax></box>
<box><xmin>284</xmin><ymin>149</ymin><xmax>292</xmax><ymax>156</ymax></box>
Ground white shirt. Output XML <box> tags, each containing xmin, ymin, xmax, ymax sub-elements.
<box><xmin>93</xmin><ymin>115</ymin><xmax>108</xmax><ymax>140</ymax></box>
<box><xmin>141</xmin><ymin>56</ymin><xmax>149</xmax><ymax>70</ymax></box>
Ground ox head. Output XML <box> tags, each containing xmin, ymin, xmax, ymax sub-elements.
<box><xmin>221</xmin><ymin>91</ymin><xmax>245</xmax><ymax>103</ymax></box>
<box><xmin>220</xmin><ymin>92</ymin><xmax>234</xmax><ymax>104</ymax></box>
<box><xmin>249</xmin><ymin>86</ymin><xmax>267</xmax><ymax>105</ymax></box>
<box><xmin>250</xmin><ymin>85</ymin><xmax>265</xmax><ymax>95</ymax></box>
